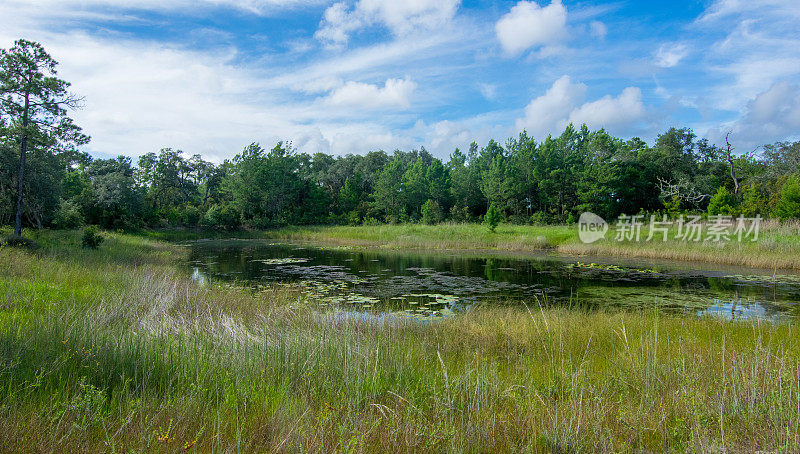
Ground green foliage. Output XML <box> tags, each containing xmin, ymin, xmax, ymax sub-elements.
<box><xmin>662</xmin><ymin>196</ymin><xmax>682</xmax><ymax>219</ymax></box>
<box><xmin>421</xmin><ymin>199</ymin><xmax>444</xmax><ymax>225</ymax></box>
<box><xmin>774</xmin><ymin>174</ymin><xmax>800</xmax><ymax>220</ymax></box>
<box><xmin>0</xmin><ymin>39</ymin><xmax>89</xmax><ymax>236</ymax></box>
<box><xmin>346</xmin><ymin>210</ymin><xmax>361</xmax><ymax>226</ymax></box>
<box><xmin>484</xmin><ymin>203</ymin><xmax>501</xmax><ymax>232</ymax></box>
<box><xmin>53</xmin><ymin>200</ymin><xmax>83</xmax><ymax>229</ymax></box>
<box><xmin>4</xmin><ymin>234</ymin><xmax>39</xmax><ymax>248</ymax></box>
<box><xmin>81</xmin><ymin>225</ymin><xmax>104</xmax><ymax>249</ymax></box>
<box><xmin>707</xmin><ymin>187</ymin><xmax>738</xmax><ymax>216</ymax></box>
<box><xmin>740</xmin><ymin>183</ymin><xmax>769</xmax><ymax>217</ymax></box>
<box><xmin>202</xmin><ymin>204</ymin><xmax>241</xmax><ymax>230</ymax></box>
<box><xmin>1</xmin><ymin>47</ymin><xmax>798</xmax><ymax>234</ymax></box>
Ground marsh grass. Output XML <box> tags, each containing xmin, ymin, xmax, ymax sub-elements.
<box><xmin>1</xmin><ymin>229</ymin><xmax>799</xmax><ymax>452</ymax></box>
<box><xmin>562</xmin><ymin>218</ymin><xmax>800</xmax><ymax>270</ymax></box>
<box><xmin>272</xmin><ymin>221</ymin><xmax>800</xmax><ymax>269</ymax></box>
<box><xmin>271</xmin><ymin>223</ymin><xmax>572</xmax><ymax>252</ymax></box>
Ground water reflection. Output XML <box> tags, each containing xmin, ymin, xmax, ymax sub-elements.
<box><xmin>187</xmin><ymin>240</ymin><xmax>800</xmax><ymax>320</ymax></box>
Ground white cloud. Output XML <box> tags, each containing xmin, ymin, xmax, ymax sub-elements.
<box><xmin>568</xmin><ymin>87</ymin><xmax>646</xmax><ymax>130</ymax></box>
<box><xmin>697</xmin><ymin>0</ymin><xmax>800</xmax><ymax>24</ymax></box>
<box><xmin>589</xmin><ymin>20</ymin><xmax>607</xmax><ymax>40</ymax></box>
<box><xmin>315</xmin><ymin>0</ymin><xmax>460</xmax><ymax>47</ymax></box>
<box><xmin>324</xmin><ymin>77</ymin><xmax>417</xmax><ymax>109</ymax></box>
<box><xmin>516</xmin><ymin>75</ymin><xmax>586</xmax><ymax>138</ymax></box>
<box><xmin>1</xmin><ymin>0</ymin><xmax>320</xmax><ymax>15</ymax></box>
<box><xmin>495</xmin><ymin>0</ymin><xmax>567</xmax><ymax>56</ymax></box>
<box><xmin>516</xmin><ymin>76</ymin><xmax>647</xmax><ymax>138</ymax></box>
<box><xmin>655</xmin><ymin>43</ymin><xmax>689</xmax><ymax>68</ymax></box>
<box><xmin>707</xmin><ymin>81</ymin><xmax>800</xmax><ymax>150</ymax></box>
<box><xmin>695</xmin><ymin>0</ymin><xmax>800</xmax><ymax>112</ymax></box>
<box><xmin>478</xmin><ymin>83</ymin><xmax>497</xmax><ymax>100</ymax></box>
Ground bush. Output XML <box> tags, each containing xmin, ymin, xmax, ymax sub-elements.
<box><xmin>707</xmin><ymin>187</ymin><xmax>738</xmax><ymax>216</ymax></box>
<box><xmin>449</xmin><ymin>204</ymin><xmax>471</xmax><ymax>222</ymax></box>
<box><xmin>202</xmin><ymin>204</ymin><xmax>241</xmax><ymax>230</ymax></box>
<box><xmin>740</xmin><ymin>183</ymin><xmax>768</xmax><ymax>217</ymax></box>
<box><xmin>421</xmin><ymin>199</ymin><xmax>444</xmax><ymax>225</ymax></box>
<box><xmin>662</xmin><ymin>196</ymin><xmax>682</xmax><ymax>219</ymax></box>
<box><xmin>52</xmin><ymin>200</ymin><xmax>84</xmax><ymax>229</ymax></box>
<box><xmin>182</xmin><ymin>205</ymin><xmax>201</xmax><ymax>227</ymax></box>
<box><xmin>81</xmin><ymin>225</ymin><xmax>104</xmax><ymax>249</ymax></box>
<box><xmin>4</xmin><ymin>235</ymin><xmax>39</xmax><ymax>249</ymax></box>
<box><xmin>346</xmin><ymin>210</ymin><xmax>361</xmax><ymax>226</ymax></box>
<box><xmin>774</xmin><ymin>174</ymin><xmax>800</xmax><ymax>220</ymax></box>
<box><xmin>484</xmin><ymin>204</ymin><xmax>501</xmax><ymax>232</ymax></box>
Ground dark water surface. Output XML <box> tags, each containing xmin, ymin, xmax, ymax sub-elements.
<box><xmin>188</xmin><ymin>240</ymin><xmax>800</xmax><ymax>320</ymax></box>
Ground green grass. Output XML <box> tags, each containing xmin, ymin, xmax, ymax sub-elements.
<box><xmin>270</xmin><ymin>221</ymin><xmax>800</xmax><ymax>269</ymax></box>
<box><xmin>271</xmin><ymin>223</ymin><xmax>574</xmax><ymax>251</ymax></box>
<box><xmin>1</xmin><ymin>230</ymin><xmax>799</xmax><ymax>452</ymax></box>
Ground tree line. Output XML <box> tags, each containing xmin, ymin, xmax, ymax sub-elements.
<box><xmin>2</xmin><ymin>39</ymin><xmax>800</xmax><ymax>234</ymax></box>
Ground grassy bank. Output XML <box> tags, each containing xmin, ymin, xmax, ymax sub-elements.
<box><xmin>271</xmin><ymin>221</ymin><xmax>800</xmax><ymax>269</ymax></box>
<box><xmin>2</xmin><ymin>230</ymin><xmax>800</xmax><ymax>452</ymax></box>
<box><xmin>271</xmin><ymin>224</ymin><xmax>574</xmax><ymax>251</ymax></box>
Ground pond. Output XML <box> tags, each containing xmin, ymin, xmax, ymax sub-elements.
<box><xmin>187</xmin><ymin>240</ymin><xmax>800</xmax><ymax>320</ymax></box>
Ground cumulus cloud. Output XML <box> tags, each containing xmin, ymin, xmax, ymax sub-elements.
<box><xmin>324</xmin><ymin>78</ymin><xmax>417</xmax><ymax>109</ymax></box>
<box><xmin>495</xmin><ymin>0</ymin><xmax>568</xmax><ymax>56</ymax></box>
<box><xmin>568</xmin><ymin>87</ymin><xmax>646</xmax><ymax>129</ymax></box>
<box><xmin>516</xmin><ymin>76</ymin><xmax>647</xmax><ymax>138</ymax></box>
<box><xmin>655</xmin><ymin>43</ymin><xmax>689</xmax><ymax>68</ymax></box>
<box><xmin>516</xmin><ymin>76</ymin><xmax>585</xmax><ymax>137</ymax></box>
<box><xmin>315</xmin><ymin>0</ymin><xmax>460</xmax><ymax>47</ymax></box>
<box><xmin>707</xmin><ymin>81</ymin><xmax>800</xmax><ymax>150</ymax></box>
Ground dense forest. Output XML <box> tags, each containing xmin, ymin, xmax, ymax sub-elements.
<box><xmin>2</xmin><ymin>125</ymin><xmax>800</xmax><ymax>231</ymax></box>
<box><xmin>2</xmin><ymin>39</ymin><xmax>800</xmax><ymax>233</ymax></box>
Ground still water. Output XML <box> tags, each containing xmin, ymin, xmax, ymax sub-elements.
<box><xmin>188</xmin><ymin>240</ymin><xmax>800</xmax><ymax>320</ymax></box>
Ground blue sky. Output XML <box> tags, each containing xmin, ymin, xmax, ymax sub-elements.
<box><xmin>1</xmin><ymin>0</ymin><xmax>798</xmax><ymax>161</ymax></box>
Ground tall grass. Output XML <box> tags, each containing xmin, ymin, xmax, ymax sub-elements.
<box><xmin>272</xmin><ymin>221</ymin><xmax>800</xmax><ymax>269</ymax></box>
<box><xmin>561</xmin><ymin>218</ymin><xmax>800</xmax><ymax>270</ymax></box>
<box><xmin>271</xmin><ymin>223</ymin><xmax>573</xmax><ymax>251</ymax></box>
<box><xmin>1</xmin><ymin>230</ymin><xmax>799</xmax><ymax>451</ymax></box>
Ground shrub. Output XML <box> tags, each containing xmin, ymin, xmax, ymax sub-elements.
<box><xmin>4</xmin><ymin>235</ymin><xmax>39</xmax><ymax>249</ymax></box>
<box><xmin>52</xmin><ymin>200</ymin><xmax>84</xmax><ymax>229</ymax></box>
<box><xmin>707</xmin><ymin>187</ymin><xmax>738</xmax><ymax>216</ymax></box>
<box><xmin>449</xmin><ymin>204</ymin><xmax>470</xmax><ymax>222</ymax></box>
<box><xmin>774</xmin><ymin>174</ymin><xmax>800</xmax><ymax>220</ymax></box>
<box><xmin>484</xmin><ymin>204</ymin><xmax>501</xmax><ymax>232</ymax></box>
<box><xmin>740</xmin><ymin>183</ymin><xmax>768</xmax><ymax>217</ymax></box>
<box><xmin>421</xmin><ymin>199</ymin><xmax>444</xmax><ymax>225</ymax></box>
<box><xmin>363</xmin><ymin>216</ymin><xmax>381</xmax><ymax>226</ymax></box>
<box><xmin>202</xmin><ymin>204</ymin><xmax>241</xmax><ymax>230</ymax></box>
<box><xmin>662</xmin><ymin>196</ymin><xmax>682</xmax><ymax>219</ymax></box>
<box><xmin>81</xmin><ymin>225</ymin><xmax>104</xmax><ymax>249</ymax></box>
<box><xmin>346</xmin><ymin>210</ymin><xmax>361</xmax><ymax>226</ymax></box>
<box><xmin>182</xmin><ymin>205</ymin><xmax>202</xmax><ymax>227</ymax></box>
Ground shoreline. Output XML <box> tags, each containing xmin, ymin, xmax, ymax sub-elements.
<box><xmin>263</xmin><ymin>223</ymin><xmax>800</xmax><ymax>271</ymax></box>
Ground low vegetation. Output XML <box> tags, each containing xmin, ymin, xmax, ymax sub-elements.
<box><xmin>271</xmin><ymin>220</ymin><xmax>800</xmax><ymax>269</ymax></box>
<box><xmin>1</xmin><ymin>230</ymin><xmax>799</xmax><ymax>452</ymax></box>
